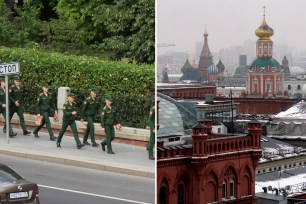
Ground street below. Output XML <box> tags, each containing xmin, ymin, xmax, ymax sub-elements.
<box><xmin>0</xmin><ymin>154</ymin><xmax>154</xmax><ymax>204</ymax></box>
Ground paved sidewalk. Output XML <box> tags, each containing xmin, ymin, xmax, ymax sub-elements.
<box><xmin>0</xmin><ymin>128</ymin><xmax>155</xmax><ymax>178</ymax></box>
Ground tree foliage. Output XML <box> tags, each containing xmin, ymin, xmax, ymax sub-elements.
<box><xmin>0</xmin><ymin>0</ymin><xmax>155</xmax><ymax>64</ymax></box>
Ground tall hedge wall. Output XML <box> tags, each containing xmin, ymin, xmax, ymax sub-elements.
<box><xmin>0</xmin><ymin>47</ymin><xmax>154</xmax><ymax>97</ymax></box>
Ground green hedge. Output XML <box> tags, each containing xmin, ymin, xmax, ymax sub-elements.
<box><xmin>0</xmin><ymin>47</ymin><xmax>154</xmax><ymax>97</ymax></box>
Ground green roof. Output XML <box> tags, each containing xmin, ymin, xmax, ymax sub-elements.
<box><xmin>250</xmin><ymin>58</ymin><xmax>280</xmax><ymax>69</ymax></box>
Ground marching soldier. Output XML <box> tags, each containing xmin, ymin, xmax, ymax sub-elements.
<box><xmin>0</xmin><ymin>77</ymin><xmax>16</xmax><ymax>137</ymax></box>
<box><xmin>33</xmin><ymin>84</ymin><xmax>57</xmax><ymax>141</ymax></box>
<box><xmin>7</xmin><ymin>76</ymin><xmax>31</xmax><ymax>135</ymax></box>
<box><xmin>81</xmin><ymin>88</ymin><xmax>99</xmax><ymax>147</ymax></box>
<box><xmin>146</xmin><ymin>106</ymin><xmax>155</xmax><ymax>160</ymax></box>
<box><xmin>57</xmin><ymin>93</ymin><xmax>85</xmax><ymax>149</ymax></box>
<box><xmin>100</xmin><ymin>95</ymin><xmax>122</xmax><ymax>154</ymax></box>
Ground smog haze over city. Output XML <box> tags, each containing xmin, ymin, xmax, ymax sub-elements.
<box><xmin>157</xmin><ymin>0</ymin><xmax>306</xmax><ymax>57</ymax></box>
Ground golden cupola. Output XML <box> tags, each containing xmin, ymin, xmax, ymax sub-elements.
<box><xmin>255</xmin><ymin>7</ymin><xmax>274</xmax><ymax>41</ymax></box>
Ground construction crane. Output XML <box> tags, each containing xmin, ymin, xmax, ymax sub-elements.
<box><xmin>157</xmin><ymin>43</ymin><xmax>175</xmax><ymax>47</ymax></box>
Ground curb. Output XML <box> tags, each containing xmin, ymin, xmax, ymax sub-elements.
<box><xmin>0</xmin><ymin>149</ymin><xmax>155</xmax><ymax>179</ymax></box>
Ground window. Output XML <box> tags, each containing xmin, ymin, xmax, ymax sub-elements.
<box><xmin>230</xmin><ymin>179</ymin><xmax>235</xmax><ymax>197</ymax></box>
<box><xmin>298</xmin><ymin>85</ymin><xmax>301</xmax><ymax>90</ymax></box>
<box><xmin>222</xmin><ymin>180</ymin><xmax>226</xmax><ymax>198</ymax></box>
<box><xmin>159</xmin><ymin>186</ymin><xmax>167</xmax><ymax>204</ymax></box>
<box><xmin>177</xmin><ymin>184</ymin><xmax>184</xmax><ymax>204</ymax></box>
<box><xmin>218</xmin><ymin>128</ymin><xmax>221</xmax><ymax>133</ymax></box>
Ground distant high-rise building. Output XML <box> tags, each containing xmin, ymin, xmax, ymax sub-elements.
<box><xmin>162</xmin><ymin>65</ymin><xmax>170</xmax><ymax>83</ymax></box>
<box><xmin>282</xmin><ymin>56</ymin><xmax>291</xmax><ymax>78</ymax></box>
<box><xmin>239</xmin><ymin>55</ymin><xmax>247</xmax><ymax>66</ymax></box>
<box><xmin>234</xmin><ymin>55</ymin><xmax>248</xmax><ymax>78</ymax></box>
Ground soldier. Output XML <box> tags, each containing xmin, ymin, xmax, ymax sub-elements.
<box><xmin>57</xmin><ymin>93</ymin><xmax>85</xmax><ymax>149</ymax></box>
<box><xmin>33</xmin><ymin>84</ymin><xmax>57</xmax><ymax>141</ymax></box>
<box><xmin>0</xmin><ymin>77</ymin><xmax>17</xmax><ymax>137</ymax></box>
<box><xmin>146</xmin><ymin>106</ymin><xmax>155</xmax><ymax>160</ymax></box>
<box><xmin>81</xmin><ymin>89</ymin><xmax>99</xmax><ymax>147</ymax></box>
<box><xmin>7</xmin><ymin>76</ymin><xmax>31</xmax><ymax>135</ymax></box>
<box><xmin>100</xmin><ymin>95</ymin><xmax>122</xmax><ymax>154</ymax></box>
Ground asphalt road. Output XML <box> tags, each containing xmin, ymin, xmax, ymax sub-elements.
<box><xmin>0</xmin><ymin>155</ymin><xmax>155</xmax><ymax>204</ymax></box>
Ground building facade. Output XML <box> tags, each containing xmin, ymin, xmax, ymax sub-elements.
<box><xmin>157</xmin><ymin>84</ymin><xmax>216</xmax><ymax>99</ymax></box>
<box><xmin>157</xmin><ymin>120</ymin><xmax>262</xmax><ymax>204</ymax></box>
<box><xmin>246</xmin><ymin>11</ymin><xmax>285</xmax><ymax>98</ymax></box>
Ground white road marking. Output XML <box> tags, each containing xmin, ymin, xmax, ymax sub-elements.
<box><xmin>38</xmin><ymin>184</ymin><xmax>151</xmax><ymax>204</ymax></box>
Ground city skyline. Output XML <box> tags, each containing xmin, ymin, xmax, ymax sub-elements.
<box><xmin>157</xmin><ymin>0</ymin><xmax>306</xmax><ymax>56</ymax></box>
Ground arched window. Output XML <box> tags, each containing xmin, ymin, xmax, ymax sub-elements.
<box><xmin>230</xmin><ymin>178</ymin><xmax>235</xmax><ymax>197</ymax></box>
<box><xmin>159</xmin><ymin>186</ymin><xmax>167</xmax><ymax>204</ymax></box>
<box><xmin>177</xmin><ymin>184</ymin><xmax>184</xmax><ymax>204</ymax></box>
<box><xmin>222</xmin><ymin>180</ymin><xmax>226</xmax><ymax>199</ymax></box>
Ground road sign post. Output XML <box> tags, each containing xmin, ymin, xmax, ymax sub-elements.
<box><xmin>0</xmin><ymin>62</ymin><xmax>19</xmax><ymax>144</ymax></box>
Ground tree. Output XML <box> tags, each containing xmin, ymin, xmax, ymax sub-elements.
<box><xmin>57</xmin><ymin>0</ymin><xmax>155</xmax><ymax>64</ymax></box>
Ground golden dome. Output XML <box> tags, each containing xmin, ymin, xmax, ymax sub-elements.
<box><xmin>204</xmin><ymin>25</ymin><xmax>208</xmax><ymax>37</ymax></box>
<box><xmin>255</xmin><ymin>7</ymin><xmax>274</xmax><ymax>40</ymax></box>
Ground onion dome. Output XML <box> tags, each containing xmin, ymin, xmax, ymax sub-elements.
<box><xmin>216</xmin><ymin>60</ymin><xmax>225</xmax><ymax>72</ymax></box>
<box><xmin>255</xmin><ymin>7</ymin><xmax>274</xmax><ymax>41</ymax></box>
<box><xmin>250</xmin><ymin>58</ymin><xmax>280</xmax><ymax>69</ymax></box>
<box><xmin>181</xmin><ymin>59</ymin><xmax>193</xmax><ymax>73</ymax></box>
<box><xmin>208</xmin><ymin>64</ymin><xmax>219</xmax><ymax>74</ymax></box>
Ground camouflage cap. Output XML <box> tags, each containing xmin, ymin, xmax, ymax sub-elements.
<box><xmin>104</xmin><ymin>94</ymin><xmax>113</xmax><ymax>101</ymax></box>
<box><xmin>14</xmin><ymin>76</ymin><xmax>21</xmax><ymax>81</ymax></box>
<box><xmin>90</xmin><ymin>88</ymin><xmax>97</xmax><ymax>93</ymax></box>
<box><xmin>68</xmin><ymin>93</ymin><xmax>75</xmax><ymax>98</ymax></box>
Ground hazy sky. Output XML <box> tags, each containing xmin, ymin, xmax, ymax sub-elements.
<box><xmin>157</xmin><ymin>0</ymin><xmax>306</xmax><ymax>55</ymax></box>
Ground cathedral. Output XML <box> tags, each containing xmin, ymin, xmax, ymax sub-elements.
<box><xmin>180</xmin><ymin>29</ymin><xmax>225</xmax><ymax>83</ymax></box>
<box><xmin>246</xmin><ymin>9</ymin><xmax>285</xmax><ymax>98</ymax></box>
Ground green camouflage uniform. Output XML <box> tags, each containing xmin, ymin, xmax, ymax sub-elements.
<box><xmin>33</xmin><ymin>92</ymin><xmax>56</xmax><ymax>139</ymax></box>
<box><xmin>147</xmin><ymin>106</ymin><xmax>155</xmax><ymax>158</ymax></box>
<box><xmin>100</xmin><ymin>105</ymin><xmax>119</xmax><ymax>153</ymax></box>
<box><xmin>81</xmin><ymin>96</ymin><xmax>99</xmax><ymax>143</ymax></box>
<box><xmin>57</xmin><ymin>101</ymin><xmax>82</xmax><ymax>146</ymax></box>
<box><xmin>0</xmin><ymin>87</ymin><xmax>13</xmax><ymax>135</ymax></box>
<box><xmin>8</xmin><ymin>84</ymin><xmax>28</xmax><ymax>133</ymax></box>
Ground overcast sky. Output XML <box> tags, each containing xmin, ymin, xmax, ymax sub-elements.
<box><xmin>157</xmin><ymin>0</ymin><xmax>306</xmax><ymax>55</ymax></box>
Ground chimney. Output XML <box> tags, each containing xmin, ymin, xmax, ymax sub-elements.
<box><xmin>272</xmin><ymin>188</ymin><xmax>279</xmax><ymax>196</ymax></box>
<box><xmin>278</xmin><ymin>148</ymin><xmax>284</xmax><ymax>157</ymax></box>
<box><xmin>263</xmin><ymin>151</ymin><xmax>269</xmax><ymax>159</ymax></box>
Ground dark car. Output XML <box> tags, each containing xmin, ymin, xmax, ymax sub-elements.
<box><xmin>0</xmin><ymin>163</ymin><xmax>40</xmax><ymax>204</ymax></box>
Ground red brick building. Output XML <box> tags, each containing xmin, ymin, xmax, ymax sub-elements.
<box><xmin>157</xmin><ymin>85</ymin><xmax>216</xmax><ymax>99</ymax></box>
<box><xmin>215</xmin><ymin>97</ymin><xmax>297</xmax><ymax>115</ymax></box>
<box><xmin>157</xmin><ymin>120</ymin><xmax>262</xmax><ymax>204</ymax></box>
